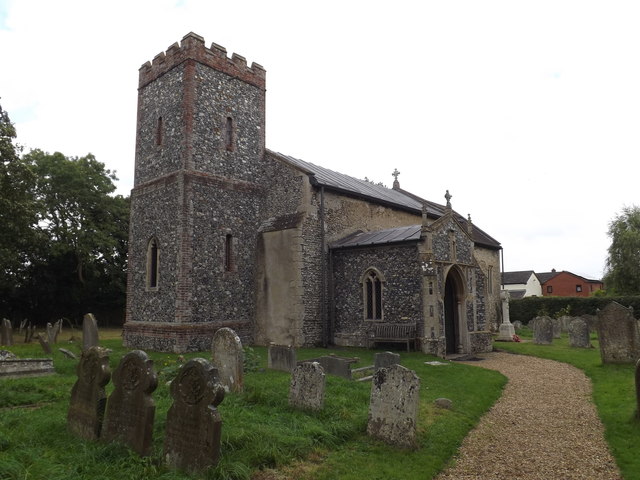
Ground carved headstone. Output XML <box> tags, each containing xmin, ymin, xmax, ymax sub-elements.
<box><xmin>568</xmin><ymin>318</ymin><xmax>592</xmax><ymax>348</ymax></box>
<box><xmin>1</xmin><ymin>318</ymin><xmax>13</xmax><ymax>346</ymax></box>
<box><xmin>367</xmin><ymin>364</ymin><xmax>420</xmax><ymax>448</ymax></box>
<box><xmin>289</xmin><ymin>361</ymin><xmax>325</xmax><ymax>411</ymax></box>
<box><xmin>558</xmin><ymin>315</ymin><xmax>573</xmax><ymax>333</ymax></box>
<box><xmin>268</xmin><ymin>344</ymin><xmax>296</xmax><ymax>372</ymax></box>
<box><xmin>103</xmin><ymin>350</ymin><xmax>158</xmax><ymax>456</ymax></box>
<box><xmin>82</xmin><ymin>313</ymin><xmax>99</xmax><ymax>351</ymax></box>
<box><xmin>164</xmin><ymin>358</ymin><xmax>225</xmax><ymax>473</ymax></box>
<box><xmin>533</xmin><ymin>316</ymin><xmax>554</xmax><ymax>345</ymax></box>
<box><xmin>374</xmin><ymin>351</ymin><xmax>401</xmax><ymax>371</ymax></box>
<box><xmin>552</xmin><ymin>318</ymin><xmax>562</xmax><ymax>339</ymax></box>
<box><xmin>211</xmin><ymin>327</ymin><xmax>244</xmax><ymax>393</ymax></box>
<box><xmin>37</xmin><ymin>333</ymin><xmax>52</xmax><ymax>354</ymax></box>
<box><xmin>67</xmin><ymin>346</ymin><xmax>111</xmax><ymax>440</ymax></box>
<box><xmin>596</xmin><ymin>302</ymin><xmax>640</xmax><ymax>364</ymax></box>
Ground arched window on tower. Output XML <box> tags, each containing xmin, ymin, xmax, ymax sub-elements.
<box><xmin>146</xmin><ymin>237</ymin><xmax>159</xmax><ymax>289</ymax></box>
<box><xmin>362</xmin><ymin>269</ymin><xmax>384</xmax><ymax>321</ymax></box>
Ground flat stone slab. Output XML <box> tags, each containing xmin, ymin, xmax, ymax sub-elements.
<box><xmin>0</xmin><ymin>358</ymin><xmax>55</xmax><ymax>378</ymax></box>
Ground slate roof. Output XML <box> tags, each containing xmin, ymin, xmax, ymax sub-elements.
<box><xmin>536</xmin><ymin>271</ymin><xmax>561</xmax><ymax>284</ymax></box>
<box><xmin>268</xmin><ymin>150</ymin><xmax>501</xmax><ymax>250</ymax></box>
<box><xmin>330</xmin><ymin>225</ymin><xmax>422</xmax><ymax>249</ymax></box>
<box><xmin>502</xmin><ymin>271</ymin><xmax>536</xmax><ymax>285</ymax></box>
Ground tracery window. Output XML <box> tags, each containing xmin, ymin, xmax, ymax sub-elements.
<box><xmin>363</xmin><ymin>269</ymin><xmax>384</xmax><ymax>321</ymax></box>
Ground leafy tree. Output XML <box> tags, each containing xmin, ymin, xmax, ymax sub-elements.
<box><xmin>603</xmin><ymin>205</ymin><xmax>640</xmax><ymax>294</ymax></box>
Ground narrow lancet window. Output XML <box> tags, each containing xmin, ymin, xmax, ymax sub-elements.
<box><xmin>363</xmin><ymin>269</ymin><xmax>384</xmax><ymax>320</ymax></box>
<box><xmin>147</xmin><ymin>238</ymin><xmax>159</xmax><ymax>289</ymax></box>
<box><xmin>224</xmin><ymin>116</ymin><xmax>234</xmax><ymax>151</ymax></box>
<box><xmin>225</xmin><ymin>234</ymin><xmax>234</xmax><ymax>272</ymax></box>
<box><xmin>156</xmin><ymin>116</ymin><xmax>163</xmax><ymax>146</ymax></box>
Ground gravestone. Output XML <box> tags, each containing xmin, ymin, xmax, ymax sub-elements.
<box><xmin>67</xmin><ymin>346</ymin><xmax>111</xmax><ymax>440</ymax></box>
<box><xmin>164</xmin><ymin>358</ymin><xmax>225</xmax><ymax>473</ymax></box>
<box><xmin>374</xmin><ymin>351</ymin><xmax>401</xmax><ymax>370</ymax></box>
<box><xmin>528</xmin><ymin>317</ymin><xmax>538</xmax><ymax>332</ymax></box>
<box><xmin>289</xmin><ymin>361</ymin><xmax>325</xmax><ymax>411</ymax></box>
<box><xmin>1</xmin><ymin>318</ymin><xmax>13</xmax><ymax>346</ymax></box>
<box><xmin>533</xmin><ymin>316</ymin><xmax>553</xmax><ymax>345</ymax></box>
<box><xmin>367</xmin><ymin>364</ymin><xmax>420</xmax><ymax>448</ymax></box>
<box><xmin>37</xmin><ymin>333</ymin><xmax>52</xmax><ymax>354</ymax></box>
<box><xmin>568</xmin><ymin>318</ymin><xmax>591</xmax><ymax>348</ymax></box>
<box><xmin>59</xmin><ymin>348</ymin><xmax>78</xmax><ymax>359</ymax></box>
<box><xmin>268</xmin><ymin>344</ymin><xmax>296</xmax><ymax>372</ymax></box>
<box><xmin>102</xmin><ymin>350</ymin><xmax>158</xmax><ymax>456</ymax></box>
<box><xmin>211</xmin><ymin>327</ymin><xmax>244</xmax><ymax>393</ymax></box>
<box><xmin>24</xmin><ymin>323</ymin><xmax>35</xmax><ymax>343</ymax></box>
<box><xmin>82</xmin><ymin>313</ymin><xmax>99</xmax><ymax>351</ymax></box>
<box><xmin>596</xmin><ymin>302</ymin><xmax>640</xmax><ymax>364</ymax></box>
<box><xmin>558</xmin><ymin>315</ymin><xmax>573</xmax><ymax>333</ymax></box>
<box><xmin>552</xmin><ymin>318</ymin><xmax>562</xmax><ymax>339</ymax></box>
<box><xmin>512</xmin><ymin>320</ymin><xmax>523</xmax><ymax>330</ymax></box>
<box><xmin>496</xmin><ymin>291</ymin><xmax>516</xmax><ymax>341</ymax></box>
<box><xmin>46</xmin><ymin>319</ymin><xmax>62</xmax><ymax>345</ymax></box>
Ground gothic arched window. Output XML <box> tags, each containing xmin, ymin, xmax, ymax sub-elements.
<box><xmin>362</xmin><ymin>269</ymin><xmax>384</xmax><ymax>321</ymax></box>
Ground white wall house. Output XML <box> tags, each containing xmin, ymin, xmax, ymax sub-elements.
<box><xmin>502</xmin><ymin>271</ymin><xmax>542</xmax><ymax>298</ymax></box>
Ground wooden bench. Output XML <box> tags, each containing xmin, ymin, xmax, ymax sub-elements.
<box><xmin>369</xmin><ymin>323</ymin><xmax>417</xmax><ymax>351</ymax></box>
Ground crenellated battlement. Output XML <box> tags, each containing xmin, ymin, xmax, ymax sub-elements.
<box><xmin>139</xmin><ymin>32</ymin><xmax>266</xmax><ymax>90</ymax></box>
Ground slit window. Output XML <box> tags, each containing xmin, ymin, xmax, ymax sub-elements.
<box><xmin>224</xmin><ymin>116</ymin><xmax>234</xmax><ymax>151</ymax></box>
<box><xmin>147</xmin><ymin>238</ymin><xmax>159</xmax><ymax>289</ymax></box>
<box><xmin>224</xmin><ymin>234</ymin><xmax>234</xmax><ymax>272</ymax></box>
<box><xmin>156</xmin><ymin>116</ymin><xmax>163</xmax><ymax>146</ymax></box>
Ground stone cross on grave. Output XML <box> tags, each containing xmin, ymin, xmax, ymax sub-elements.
<box><xmin>392</xmin><ymin>168</ymin><xmax>400</xmax><ymax>189</ymax></box>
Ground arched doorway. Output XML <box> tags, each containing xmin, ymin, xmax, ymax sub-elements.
<box><xmin>444</xmin><ymin>268</ymin><xmax>464</xmax><ymax>354</ymax></box>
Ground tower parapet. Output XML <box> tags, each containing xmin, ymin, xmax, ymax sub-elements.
<box><xmin>139</xmin><ymin>32</ymin><xmax>266</xmax><ymax>90</ymax></box>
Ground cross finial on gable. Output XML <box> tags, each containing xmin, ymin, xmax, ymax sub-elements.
<box><xmin>392</xmin><ymin>168</ymin><xmax>400</xmax><ymax>190</ymax></box>
<box><xmin>444</xmin><ymin>190</ymin><xmax>452</xmax><ymax>208</ymax></box>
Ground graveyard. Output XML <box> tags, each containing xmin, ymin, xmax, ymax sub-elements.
<box><xmin>1</xmin><ymin>323</ymin><xmax>640</xmax><ymax>479</ymax></box>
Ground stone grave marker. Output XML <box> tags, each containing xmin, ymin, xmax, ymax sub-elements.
<box><xmin>512</xmin><ymin>320</ymin><xmax>522</xmax><ymax>330</ymax></box>
<box><xmin>164</xmin><ymin>358</ymin><xmax>225</xmax><ymax>473</ymax></box>
<box><xmin>596</xmin><ymin>302</ymin><xmax>640</xmax><ymax>364</ymax></box>
<box><xmin>367</xmin><ymin>364</ymin><xmax>420</xmax><ymax>448</ymax></box>
<box><xmin>289</xmin><ymin>361</ymin><xmax>325</xmax><ymax>411</ymax></box>
<box><xmin>268</xmin><ymin>343</ymin><xmax>296</xmax><ymax>372</ymax></box>
<box><xmin>374</xmin><ymin>351</ymin><xmax>400</xmax><ymax>370</ymax></box>
<box><xmin>1</xmin><ymin>318</ymin><xmax>13</xmax><ymax>346</ymax></box>
<box><xmin>103</xmin><ymin>350</ymin><xmax>158</xmax><ymax>456</ymax></box>
<box><xmin>46</xmin><ymin>319</ymin><xmax>62</xmax><ymax>344</ymax></box>
<box><xmin>568</xmin><ymin>318</ymin><xmax>592</xmax><ymax>348</ymax></box>
<box><xmin>533</xmin><ymin>316</ymin><xmax>553</xmax><ymax>345</ymax></box>
<box><xmin>59</xmin><ymin>348</ymin><xmax>78</xmax><ymax>359</ymax></box>
<box><xmin>558</xmin><ymin>315</ymin><xmax>573</xmax><ymax>333</ymax></box>
<box><xmin>211</xmin><ymin>327</ymin><xmax>244</xmax><ymax>393</ymax></box>
<box><xmin>67</xmin><ymin>346</ymin><xmax>111</xmax><ymax>440</ymax></box>
<box><xmin>301</xmin><ymin>355</ymin><xmax>355</xmax><ymax>380</ymax></box>
<box><xmin>24</xmin><ymin>323</ymin><xmax>35</xmax><ymax>343</ymax></box>
<box><xmin>82</xmin><ymin>313</ymin><xmax>99</xmax><ymax>351</ymax></box>
<box><xmin>552</xmin><ymin>318</ymin><xmax>562</xmax><ymax>339</ymax></box>
<box><xmin>36</xmin><ymin>333</ymin><xmax>52</xmax><ymax>354</ymax></box>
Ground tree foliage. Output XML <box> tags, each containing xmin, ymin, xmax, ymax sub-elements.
<box><xmin>0</xmin><ymin>102</ymin><xmax>129</xmax><ymax>324</ymax></box>
<box><xmin>603</xmin><ymin>205</ymin><xmax>640</xmax><ymax>295</ymax></box>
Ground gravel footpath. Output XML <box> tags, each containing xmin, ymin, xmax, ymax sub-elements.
<box><xmin>435</xmin><ymin>351</ymin><xmax>622</xmax><ymax>480</ymax></box>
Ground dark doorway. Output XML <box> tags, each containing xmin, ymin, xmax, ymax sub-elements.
<box><xmin>444</xmin><ymin>274</ymin><xmax>458</xmax><ymax>354</ymax></box>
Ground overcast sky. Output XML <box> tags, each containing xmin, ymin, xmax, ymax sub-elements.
<box><xmin>2</xmin><ymin>0</ymin><xmax>639</xmax><ymax>280</ymax></box>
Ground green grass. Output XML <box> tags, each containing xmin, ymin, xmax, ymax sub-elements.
<box><xmin>0</xmin><ymin>337</ymin><xmax>506</xmax><ymax>480</ymax></box>
<box><xmin>498</xmin><ymin>328</ymin><xmax>640</xmax><ymax>480</ymax></box>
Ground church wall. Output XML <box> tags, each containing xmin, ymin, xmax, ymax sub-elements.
<box><xmin>331</xmin><ymin>244</ymin><xmax>423</xmax><ymax>347</ymax></box>
<box><xmin>474</xmin><ymin>246</ymin><xmax>501</xmax><ymax>330</ymax></box>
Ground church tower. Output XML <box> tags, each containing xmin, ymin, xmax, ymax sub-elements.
<box><xmin>123</xmin><ymin>33</ymin><xmax>267</xmax><ymax>352</ymax></box>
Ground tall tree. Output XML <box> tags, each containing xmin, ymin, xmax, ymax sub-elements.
<box><xmin>603</xmin><ymin>205</ymin><xmax>640</xmax><ymax>294</ymax></box>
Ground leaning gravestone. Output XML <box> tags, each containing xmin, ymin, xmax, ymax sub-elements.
<box><xmin>533</xmin><ymin>316</ymin><xmax>554</xmax><ymax>345</ymax></box>
<box><xmin>289</xmin><ymin>361</ymin><xmax>325</xmax><ymax>411</ymax></box>
<box><xmin>1</xmin><ymin>318</ymin><xmax>13</xmax><ymax>346</ymax></box>
<box><xmin>268</xmin><ymin>343</ymin><xmax>296</xmax><ymax>372</ymax></box>
<box><xmin>211</xmin><ymin>327</ymin><xmax>244</xmax><ymax>393</ymax></box>
<box><xmin>164</xmin><ymin>358</ymin><xmax>225</xmax><ymax>473</ymax></box>
<box><xmin>36</xmin><ymin>333</ymin><xmax>52</xmax><ymax>354</ymax></box>
<box><xmin>568</xmin><ymin>318</ymin><xmax>591</xmax><ymax>348</ymax></box>
<box><xmin>102</xmin><ymin>350</ymin><xmax>158</xmax><ymax>456</ymax></box>
<box><xmin>367</xmin><ymin>364</ymin><xmax>420</xmax><ymax>448</ymax></box>
<box><xmin>24</xmin><ymin>323</ymin><xmax>35</xmax><ymax>343</ymax></box>
<box><xmin>315</xmin><ymin>355</ymin><xmax>353</xmax><ymax>380</ymax></box>
<box><xmin>67</xmin><ymin>346</ymin><xmax>111</xmax><ymax>440</ymax></box>
<box><xmin>596</xmin><ymin>302</ymin><xmax>640</xmax><ymax>364</ymax></box>
<box><xmin>82</xmin><ymin>313</ymin><xmax>99</xmax><ymax>351</ymax></box>
<box><xmin>374</xmin><ymin>351</ymin><xmax>401</xmax><ymax>370</ymax></box>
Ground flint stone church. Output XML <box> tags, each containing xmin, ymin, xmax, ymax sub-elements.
<box><xmin>122</xmin><ymin>33</ymin><xmax>502</xmax><ymax>356</ymax></box>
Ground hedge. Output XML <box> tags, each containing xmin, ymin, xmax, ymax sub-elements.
<box><xmin>509</xmin><ymin>295</ymin><xmax>640</xmax><ymax>324</ymax></box>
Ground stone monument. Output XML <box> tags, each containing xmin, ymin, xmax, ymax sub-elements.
<box><xmin>495</xmin><ymin>291</ymin><xmax>515</xmax><ymax>341</ymax></box>
<box><xmin>82</xmin><ymin>313</ymin><xmax>99</xmax><ymax>351</ymax></box>
<box><xmin>533</xmin><ymin>316</ymin><xmax>554</xmax><ymax>345</ymax></box>
<box><xmin>596</xmin><ymin>302</ymin><xmax>640</xmax><ymax>364</ymax></box>
<box><xmin>568</xmin><ymin>318</ymin><xmax>592</xmax><ymax>348</ymax></box>
<box><xmin>211</xmin><ymin>327</ymin><xmax>244</xmax><ymax>393</ymax></box>
<box><xmin>289</xmin><ymin>361</ymin><xmax>325</xmax><ymax>411</ymax></box>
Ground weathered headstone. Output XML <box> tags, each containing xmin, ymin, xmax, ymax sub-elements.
<box><xmin>316</xmin><ymin>355</ymin><xmax>352</xmax><ymax>379</ymax></box>
<box><xmin>367</xmin><ymin>364</ymin><xmax>420</xmax><ymax>448</ymax></box>
<box><xmin>59</xmin><ymin>348</ymin><xmax>78</xmax><ymax>359</ymax></box>
<box><xmin>533</xmin><ymin>316</ymin><xmax>553</xmax><ymax>345</ymax></box>
<box><xmin>268</xmin><ymin>343</ymin><xmax>296</xmax><ymax>372</ymax></box>
<box><xmin>289</xmin><ymin>361</ymin><xmax>325</xmax><ymax>411</ymax></box>
<box><xmin>164</xmin><ymin>358</ymin><xmax>225</xmax><ymax>473</ymax></box>
<box><xmin>46</xmin><ymin>322</ymin><xmax>57</xmax><ymax>345</ymax></box>
<box><xmin>67</xmin><ymin>346</ymin><xmax>111</xmax><ymax>440</ymax></box>
<box><xmin>82</xmin><ymin>313</ymin><xmax>99</xmax><ymax>351</ymax></box>
<box><xmin>552</xmin><ymin>318</ymin><xmax>562</xmax><ymax>339</ymax></box>
<box><xmin>374</xmin><ymin>351</ymin><xmax>401</xmax><ymax>370</ymax></box>
<box><xmin>102</xmin><ymin>350</ymin><xmax>158</xmax><ymax>456</ymax></box>
<box><xmin>211</xmin><ymin>327</ymin><xmax>244</xmax><ymax>393</ymax></box>
<box><xmin>24</xmin><ymin>323</ymin><xmax>35</xmax><ymax>343</ymax></box>
<box><xmin>36</xmin><ymin>333</ymin><xmax>52</xmax><ymax>354</ymax></box>
<box><xmin>18</xmin><ymin>318</ymin><xmax>27</xmax><ymax>335</ymax></box>
<box><xmin>1</xmin><ymin>318</ymin><xmax>13</xmax><ymax>346</ymax></box>
<box><xmin>512</xmin><ymin>320</ymin><xmax>523</xmax><ymax>330</ymax></box>
<box><xmin>558</xmin><ymin>315</ymin><xmax>573</xmax><ymax>333</ymax></box>
<box><xmin>568</xmin><ymin>318</ymin><xmax>592</xmax><ymax>348</ymax></box>
<box><xmin>596</xmin><ymin>302</ymin><xmax>640</xmax><ymax>364</ymax></box>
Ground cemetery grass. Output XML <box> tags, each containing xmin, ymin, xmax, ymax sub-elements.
<box><xmin>497</xmin><ymin>329</ymin><xmax>640</xmax><ymax>480</ymax></box>
<box><xmin>0</xmin><ymin>335</ymin><xmax>505</xmax><ymax>480</ymax></box>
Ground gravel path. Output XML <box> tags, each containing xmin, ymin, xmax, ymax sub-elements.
<box><xmin>435</xmin><ymin>351</ymin><xmax>622</xmax><ymax>480</ymax></box>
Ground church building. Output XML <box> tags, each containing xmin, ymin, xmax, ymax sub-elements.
<box><xmin>123</xmin><ymin>33</ymin><xmax>502</xmax><ymax>355</ymax></box>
